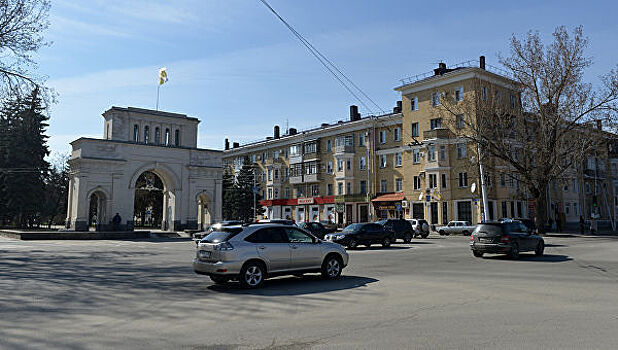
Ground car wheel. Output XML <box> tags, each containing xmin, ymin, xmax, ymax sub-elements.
<box><xmin>462</xmin><ymin>230</ymin><xmax>469</xmax><ymax>236</ymax></box>
<box><xmin>439</xmin><ymin>230</ymin><xmax>445</xmax><ymax>236</ymax></box>
<box><xmin>473</xmin><ymin>250</ymin><xmax>484</xmax><ymax>258</ymax></box>
<box><xmin>210</xmin><ymin>275</ymin><xmax>229</xmax><ymax>284</ymax></box>
<box><xmin>403</xmin><ymin>233</ymin><xmax>412</xmax><ymax>243</ymax></box>
<box><xmin>347</xmin><ymin>239</ymin><xmax>358</xmax><ymax>249</ymax></box>
<box><xmin>421</xmin><ymin>232</ymin><xmax>429</xmax><ymax>239</ymax></box>
<box><xmin>535</xmin><ymin>241</ymin><xmax>545</xmax><ymax>256</ymax></box>
<box><xmin>508</xmin><ymin>243</ymin><xmax>520</xmax><ymax>260</ymax></box>
<box><xmin>382</xmin><ymin>237</ymin><xmax>391</xmax><ymax>248</ymax></box>
<box><xmin>321</xmin><ymin>255</ymin><xmax>343</xmax><ymax>279</ymax></box>
<box><xmin>239</xmin><ymin>261</ymin><xmax>266</xmax><ymax>289</ymax></box>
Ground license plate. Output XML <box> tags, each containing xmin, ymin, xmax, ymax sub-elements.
<box><xmin>479</xmin><ymin>238</ymin><xmax>492</xmax><ymax>243</ymax></box>
<box><xmin>200</xmin><ymin>251</ymin><xmax>211</xmax><ymax>258</ymax></box>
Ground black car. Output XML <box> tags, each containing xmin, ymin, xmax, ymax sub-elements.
<box><xmin>470</xmin><ymin>221</ymin><xmax>545</xmax><ymax>259</ymax></box>
<box><xmin>297</xmin><ymin>221</ymin><xmax>329</xmax><ymax>239</ymax></box>
<box><xmin>325</xmin><ymin>223</ymin><xmax>393</xmax><ymax>249</ymax></box>
<box><xmin>376</xmin><ymin>219</ymin><xmax>414</xmax><ymax>243</ymax></box>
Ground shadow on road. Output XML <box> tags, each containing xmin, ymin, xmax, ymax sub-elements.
<box><xmin>545</xmin><ymin>243</ymin><xmax>567</xmax><ymax>247</ymax></box>
<box><xmin>483</xmin><ymin>253</ymin><xmax>572</xmax><ymax>262</ymax></box>
<box><xmin>348</xmin><ymin>245</ymin><xmax>411</xmax><ymax>251</ymax></box>
<box><xmin>207</xmin><ymin>275</ymin><xmax>378</xmax><ymax>296</ymax></box>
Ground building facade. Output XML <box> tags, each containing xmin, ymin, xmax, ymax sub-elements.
<box><xmin>223</xmin><ymin>58</ymin><xmax>618</xmax><ymax>229</ymax></box>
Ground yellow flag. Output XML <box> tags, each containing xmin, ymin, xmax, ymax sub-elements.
<box><xmin>158</xmin><ymin>67</ymin><xmax>168</xmax><ymax>85</ymax></box>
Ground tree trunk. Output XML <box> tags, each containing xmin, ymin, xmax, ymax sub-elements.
<box><xmin>532</xmin><ymin>186</ymin><xmax>548</xmax><ymax>234</ymax></box>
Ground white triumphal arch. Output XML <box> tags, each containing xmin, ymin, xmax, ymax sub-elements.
<box><xmin>66</xmin><ymin>107</ymin><xmax>222</xmax><ymax>231</ymax></box>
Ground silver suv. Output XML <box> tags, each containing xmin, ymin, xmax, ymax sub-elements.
<box><xmin>193</xmin><ymin>224</ymin><xmax>349</xmax><ymax>288</ymax></box>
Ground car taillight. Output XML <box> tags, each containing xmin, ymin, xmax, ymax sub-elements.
<box><xmin>500</xmin><ymin>235</ymin><xmax>510</xmax><ymax>243</ymax></box>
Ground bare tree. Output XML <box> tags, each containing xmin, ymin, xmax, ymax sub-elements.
<box><xmin>439</xmin><ymin>26</ymin><xmax>618</xmax><ymax>232</ymax></box>
<box><xmin>0</xmin><ymin>0</ymin><xmax>50</xmax><ymax>99</ymax></box>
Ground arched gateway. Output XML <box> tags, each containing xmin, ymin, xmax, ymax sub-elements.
<box><xmin>66</xmin><ymin>107</ymin><xmax>222</xmax><ymax>231</ymax></box>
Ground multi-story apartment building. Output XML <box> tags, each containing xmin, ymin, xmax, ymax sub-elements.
<box><xmin>223</xmin><ymin>57</ymin><xmax>618</xmax><ymax>229</ymax></box>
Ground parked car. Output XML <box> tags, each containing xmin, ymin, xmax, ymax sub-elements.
<box><xmin>407</xmin><ymin>219</ymin><xmax>430</xmax><ymax>238</ymax></box>
<box><xmin>193</xmin><ymin>224</ymin><xmax>348</xmax><ymax>288</ymax></box>
<box><xmin>436</xmin><ymin>221</ymin><xmax>476</xmax><ymax>236</ymax></box>
<box><xmin>193</xmin><ymin>220</ymin><xmax>243</xmax><ymax>240</ymax></box>
<box><xmin>325</xmin><ymin>223</ymin><xmax>393</xmax><ymax>249</ymax></box>
<box><xmin>297</xmin><ymin>221</ymin><xmax>329</xmax><ymax>239</ymax></box>
<box><xmin>376</xmin><ymin>219</ymin><xmax>414</xmax><ymax>243</ymax></box>
<box><xmin>319</xmin><ymin>220</ymin><xmax>338</xmax><ymax>233</ymax></box>
<box><xmin>470</xmin><ymin>221</ymin><xmax>545</xmax><ymax>259</ymax></box>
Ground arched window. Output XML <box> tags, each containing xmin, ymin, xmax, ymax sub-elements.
<box><xmin>174</xmin><ymin>129</ymin><xmax>180</xmax><ymax>146</ymax></box>
<box><xmin>154</xmin><ymin>127</ymin><xmax>160</xmax><ymax>144</ymax></box>
<box><xmin>133</xmin><ymin>125</ymin><xmax>139</xmax><ymax>142</ymax></box>
<box><xmin>165</xmin><ymin>128</ymin><xmax>170</xmax><ymax>146</ymax></box>
<box><xmin>144</xmin><ymin>126</ymin><xmax>150</xmax><ymax>144</ymax></box>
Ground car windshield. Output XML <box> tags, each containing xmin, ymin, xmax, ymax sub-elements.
<box><xmin>201</xmin><ymin>229</ymin><xmax>242</xmax><ymax>243</ymax></box>
<box><xmin>343</xmin><ymin>224</ymin><xmax>363</xmax><ymax>233</ymax></box>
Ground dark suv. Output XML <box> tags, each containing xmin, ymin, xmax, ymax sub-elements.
<box><xmin>297</xmin><ymin>222</ymin><xmax>329</xmax><ymax>239</ymax></box>
<box><xmin>470</xmin><ymin>221</ymin><xmax>545</xmax><ymax>259</ymax></box>
<box><xmin>325</xmin><ymin>223</ymin><xmax>393</xmax><ymax>249</ymax></box>
<box><xmin>376</xmin><ymin>219</ymin><xmax>414</xmax><ymax>243</ymax></box>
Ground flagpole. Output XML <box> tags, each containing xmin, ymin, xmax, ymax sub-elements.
<box><xmin>156</xmin><ymin>84</ymin><xmax>160</xmax><ymax>111</ymax></box>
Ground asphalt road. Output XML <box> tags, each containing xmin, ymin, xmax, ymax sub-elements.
<box><xmin>1</xmin><ymin>234</ymin><xmax>618</xmax><ymax>350</ymax></box>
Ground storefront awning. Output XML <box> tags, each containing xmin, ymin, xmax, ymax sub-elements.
<box><xmin>371</xmin><ymin>192</ymin><xmax>405</xmax><ymax>202</ymax></box>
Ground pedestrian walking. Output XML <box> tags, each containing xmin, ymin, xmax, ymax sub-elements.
<box><xmin>590</xmin><ymin>218</ymin><xmax>597</xmax><ymax>235</ymax></box>
<box><xmin>579</xmin><ymin>216</ymin><xmax>585</xmax><ymax>234</ymax></box>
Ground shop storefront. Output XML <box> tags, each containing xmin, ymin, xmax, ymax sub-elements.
<box><xmin>260</xmin><ymin>196</ymin><xmax>335</xmax><ymax>222</ymax></box>
<box><xmin>371</xmin><ymin>192</ymin><xmax>405</xmax><ymax>219</ymax></box>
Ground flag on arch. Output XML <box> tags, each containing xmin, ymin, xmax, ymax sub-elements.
<box><xmin>158</xmin><ymin>67</ymin><xmax>168</xmax><ymax>85</ymax></box>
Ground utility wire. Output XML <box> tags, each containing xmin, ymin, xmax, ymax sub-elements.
<box><xmin>258</xmin><ymin>0</ymin><xmax>385</xmax><ymax>115</ymax></box>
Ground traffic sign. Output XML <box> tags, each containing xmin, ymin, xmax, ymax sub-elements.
<box><xmin>252</xmin><ymin>186</ymin><xmax>259</xmax><ymax>194</ymax></box>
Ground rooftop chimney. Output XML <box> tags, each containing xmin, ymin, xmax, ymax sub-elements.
<box><xmin>480</xmin><ymin>56</ymin><xmax>486</xmax><ymax>70</ymax></box>
<box><xmin>224</xmin><ymin>138</ymin><xmax>230</xmax><ymax>150</ymax></box>
<box><xmin>393</xmin><ymin>100</ymin><xmax>402</xmax><ymax>113</ymax></box>
<box><xmin>274</xmin><ymin>125</ymin><xmax>280</xmax><ymax>139</ymax></box>
<box><xmin>350</xmin><ymin>105</ymin><xmax>360</xmax><ymax>121</ymax></box>
<box><xmin>232</xmin><ymin>142</ymin><xmax>240</xmax><ymax>148</ymax></box>
<box><xmin>321</xmin><ymin>123</ymin><xmax>329</xmax><ymax>128</ymax></box>
<box><xmin>289</xmin><ymin>128</ymin><xmax>297</xmax><ymax>135</ymax></box>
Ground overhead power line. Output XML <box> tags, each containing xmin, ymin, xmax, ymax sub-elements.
<box><xmin>258</xmin><ymin>0</ymin><xmax>385</xmax><ymax>115</ymax></box>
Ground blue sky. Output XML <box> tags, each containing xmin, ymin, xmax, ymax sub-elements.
<box><xmin>38</xmin><ymin>0</ymin><xmax>618</xmax><ymax>156</ymax></box>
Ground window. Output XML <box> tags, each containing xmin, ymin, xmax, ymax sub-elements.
<box><xmin>481</xmin><ymin>86</ymin><xmax>488</xmax><ymax>100</ymax></box>
<box><xmin>285</xmin><ymin>227</ymin><xmax>314</xmax><ymax>243</ymax></box>
<box><xmin>267</xmin><ymin>188</ymin><xmax>273</xmax><ymax>199</ymax></box>
<box><xmin>290</xmin><ymin>144</ymin><xmax>300</xmax><ymax>155</ymax></box>
<box><xmin>413</xmin><ymin>176</ymin><xmax>421</xmax><ymax>190</ymax></box>
<box><xmin>305</xmin><ymin>161</ymin><xmax>317</xmax><ymax>175</ymax></box>
<box><xmin>337</xmin><ymin>159</ymin><xmax>344</xmax><ymax>172</ymax></box>
<box><xmin>304</xmin><ymin>142</ymin><xmax>317</xmax><ymax>154</ymax></box>
<box><xmin>441</xmin><ymin>173</ymin><xmax>447</xmax><ymax>188</ymax></box>
<box><xmin>396</xmin><ymin>178</ymin><xmax>403</xmax><ymax>192</ymax></box>
<box><xmin>380</xmin><ymin>180</ymin><xmax>388</xmax><ymax>193</ymax></box>
<box><xmin>273</xmin><ymin>150</ymin><xmax>279</xmax><ymax>159</ymax></box>
<box><xmin>291</xmin><ymin>164</ymin><xmax>303</xmax><ymax>177</ymax></box>
<box><xmin>427</xmin><ymin>145</ymin><xmax>436</xmax><ymax>162</ymax></box>
<box><xmin>174</xmin><ymin>129</ymin><xmax>180</xmax><ymax>146</ymax></box>
<box><xmin>410</xmin><ymin>96</ymin><xmax>419</xmax><ymax>111</ymax></box>
<box><xmin>456</xmin><ymin>114</ymin><xmax>465</xmax><ymax>129</ymax></box>
<box><xmin>413</xmin><ymin>149</ymin><xmax>421</xmax><ymax>163</ymax></box>
<box><xmin>360</xmin><ymin>181</ymin><xmax>367</xmax><ymax>194</ymax></box>
<box><xmin>360</xmin><ymin>156</ymin><xmax>367</xmax><ymax>170</ymax></box>
<box><xmin>455</xmin><ymin>86</ymin><xmax>464</xmax><ymax>102</ymax></box>
<box><xmin>327</xmin><ymin>161</ymin><xmax>333</xmax><ymax>174</ymax></box>
<box><xmin>346</xmin><ymin>182</ymin><xmax>351</xmax><ymax>194</ymax></box>
<box><xmin>285</xmin><ymin>167</ymin><xmax>289</xmax><ymax>178</ymax></box>
<box><xmin>510</xmin><ymin>95</ymin><xmax>517</xmax><ymax>108</ymax></box>
<box><xmin>245</xmin><ymin>227</ymin><xmax>288</xmax><ymax>244</ymax></box>
<box><xmin>284</xmin><ymin>187</ymin><xmax>290</xmax><ymax>198</ymax></box>
<box><xmin>133</xmin><ymin>125</ymin><xmax>139</xmax><ymax>142</ymax></box>
<box><xmin>251</xmin><ymin>154</ymin><xmax>257</xmax><ymax>163</ymax></box>
<box><xmin>154</xmin><ymin>127</ymin><xmax>160</xmax><ymax>144</ymax></box>
<box><xmin>500</xmin><ymin>174</ymin><xmax>506</xmax><ymax>187</ymax></box>
<box><xmin>311</xmin><ymin>184</ymin><xmax>319</xmax><ymax>196</ymax></box>
<box><xmin>395</xmin><ymin>152</ymin><xmax>402</xmax><ymax>167</ymax></box>
<box><xmin>411</xmin><ymin>122</ymin><xmax>419</xmax><ymax>137</ymax></box>
<box><xmin>296</xmin><ymin>187</ymin><xmax>304</xmax><ymax>197</ymax></box>
<box><xmin>335</xmin><ymin>135</ymin><xmax>354</xmax><ymax>147</ymax></box>
<box><xmin>380</xmin><ymin>154</ymin><xmax>387</xmax><ymax>168</ymax></box>
<box><xmin>394</xmin><ymin>128</ymin><xmax>401</xmax><ymax>142</ymax></box>
<box><xmin>359</xmin><ymin>134</ymin><xmax>365</xmax><ymax>146</ymax></box>
<box><xmin>573</xmin><ymin>179</ymin><xmax>578</xmax><ymax>193</ymax></box>
<box><xmin>268</xmin><ymin>169</ymin><xmax>272</xmax><ymax>181</ymax></box>
<box><xmin>429</xmin><ymin>174</ymin><xmax>437</xmax><ymax>188</ymax></box>
<box><xmin>484</xmin><ymin>172</ymin><xmax>492</xmax><ymax>187</ymax></box>
<box><xmin>432</xmin><ymin>92</ymin><xmax>441</xmax><ymax>106</ymax></box>
<box><xmin>274</xmin><ymin>169</ymin><xmax>279</xmax><ymax>179</ymax></box>
<box><xmin>458</xmin><ymin>172</ymin><xmax>468</xmax><ymax>187</ymax></box>
<box><xmin>346</xmin><ymin>158</ymin><xmax>351</xmax><ymax>170</ymax></box>
<box><xmin>144</xmin><ymin>126</ymin><xmax>149</xmax><ymax>144</ymax></box>
<box><xmin>456</xmin><ymin>143</ymin><xmax>467</xmax><ymax>159</ymax></box>
<box><xmin>262</xmin><ymin>152</ymin><xmax>266</xmax><ymax>163</ymax></box>
<box><xmin>327</xmin><ymin>184</ymin><xmax>333</xmax><ymax>196</ymax></box>
<box><xmin>338</xmin><ymin>182</ymin><xmax>344</xmax><ymax>195</ymax></box>
<box><xmin>457</xmin><ymin>201</ymin><xmax>472</xmax><ymax>222</ymax></box>
<box><xmin>495</xmin><ymin>91</ymin><xmax>502</xmax><ymax>101</ymax></box>
<box><xmin>164</xmin><ymin>128</ymin><xmax>170</xmax><ymax>146</ymax></box>
<box><xmin>326</xmin><ymin>139</ymin><xmax>332</xmax><ymax>152</ymax></box>
<box><xmin>439</xmin><ymin>145</ymin><xmax>446</xmax><ymax>161</ymax></box>
<box><xmin>106</xmin><ymin>124</ymin><xmax>110</xmax><ymax>139</ymax></box>
<box><xmin>379</xmin><ymin>130</ymin><xmax>386</xmax><ymax>144</ymax></box>
<box><xmin>430</xmin><ymin>118</ymin><xmax>442</xmax><ymax>130</ymax></box>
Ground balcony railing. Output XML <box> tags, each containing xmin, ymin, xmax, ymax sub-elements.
<box><xmin>423</xmin><ymin>128</ymin><xmax>452</xmax><ymax>140</ymax></box>
<box><xmin>289</xmin><ymin>175</ymin><xmax>303</xmax><ymax>184</ymax></box>
<box><xmin>334</xmin><ymin>144</ymin><xmax>355</xmax><ymax>154</ymax></box>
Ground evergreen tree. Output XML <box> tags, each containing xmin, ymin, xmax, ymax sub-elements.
<box><xmin>221</xmin><ymin>166</ymin><xmax>237</xmax><ymax>220</ymax></box>
<box><xmin>42</xmin><ymin>154</ymin><xmax>69</xmax><ymax>227</ymax></box>
<box><xmin>235</xmin><ymin>157</ymin><xmax>264</xmax><ymax>222</ymax></box>
<box><xmin>0</xmin><ymin>89</ymin><xmax>49</xmax><ymax>227</ymax></box>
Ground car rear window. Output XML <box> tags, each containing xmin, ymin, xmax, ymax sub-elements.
<box><xmin>201</xmin><ymin>229</ymin><xmax>242</xmax><ymax>243</ymax></box>
<box><xmin>473</xmin><ymin>224</ymin><xmax>504</xmax><ymax>235</ymax></box>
